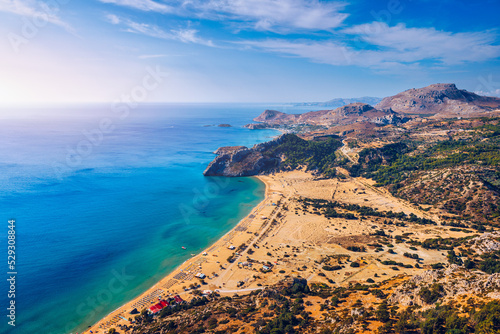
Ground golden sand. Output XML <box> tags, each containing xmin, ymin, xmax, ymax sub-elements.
<box><xmin>85</xmin><ymin>170</ymin><xmax>471</xmax><ymax>333</ymax></box>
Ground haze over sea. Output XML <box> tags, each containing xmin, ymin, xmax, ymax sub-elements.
<box><xmin>0</xmin><ymin>103</ymin><xmax>313</xmax><ymax>334</ymax></box>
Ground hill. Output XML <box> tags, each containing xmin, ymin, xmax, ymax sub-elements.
<box><xmin>376</xmin><ymin>83</ymin><xmax>500</xmax><ymax>117</ymax></box>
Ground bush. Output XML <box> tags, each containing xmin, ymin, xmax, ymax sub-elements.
<box><xmin>322</xmin><ymin>265</ymin><xmax>342</xmax><ymax>271</ymax></box>
<box><xmin>419</xmin><ymin>284</ymin><xmax>444</xmax><ymax>304</ymax></box>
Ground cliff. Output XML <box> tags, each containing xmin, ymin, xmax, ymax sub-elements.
<box><xmin>203</xmin><ymin>134</ymin><xmax>343</xmax><ymax>177</ymax></box>
<box><xmin>376</xmin><ymin>83</ymin><xmax>500</xmax><ymax>116</ymax></box>
<box><xmin>203</xmin><ymin>135</ymin><xmax>291</xmax><ymax>176</ymax></box>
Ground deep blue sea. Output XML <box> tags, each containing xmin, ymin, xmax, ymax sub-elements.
<box><xmin>0</xmin><ymin>103</ymin><xmax>313</xmax><ymax>334</ymax></box>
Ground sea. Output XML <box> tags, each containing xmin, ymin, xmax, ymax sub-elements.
<box><xmin>0</xmin><ymin>103</ymin><xmax>312</xmax><ymax>334</ymax></box>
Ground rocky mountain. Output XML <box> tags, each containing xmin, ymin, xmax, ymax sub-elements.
<box><xmin>376</xmin><ymin>83</ymin><xmax>500</xmax><ymax>116</ymax></box>
<box><xmin>252</xmin><ymin>103</ymin><xmax>409</xmax><ymax>127</ymax></box>
<box><xmin>203</xmin><ymin>136</ymin><xmax>286</xmax><ymax>177</ymax></box>
<box><xmin>294</xmin><ymin>96</ymin><xmax>382</xmax><ymax>108</ymax></box>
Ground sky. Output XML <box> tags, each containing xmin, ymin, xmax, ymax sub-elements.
<box><xmin>0</xmin><ymin>0</ymin><xmax>499</xmax><ymax>104</ymax></box>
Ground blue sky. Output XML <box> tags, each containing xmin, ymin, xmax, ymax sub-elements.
<box><xmin>0</xmin><ymin>0</ymin><xmax>499</xmax><ymax>104</ymax></box>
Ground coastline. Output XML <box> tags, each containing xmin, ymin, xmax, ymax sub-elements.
<box><xmin>84</xmin><ymin>168</ymin><xmax>476</xmax><ymax>333</ymax></box>
<box><xmin>84</xmin><ymin>175</ymin><xmax>276</xmax><ymax>333</ymax></box>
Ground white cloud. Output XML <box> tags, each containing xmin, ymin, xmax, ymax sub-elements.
<box><xmin>106</xmin><ymin>13</ymin><xmax>121</xmax><ymax>24</ymax></box>
<box><xmin>99</xmin><ymin>0</ymin><xmax>348</xmax><ymax>32</ymax></box>
<box><xmin>0</xmin><ymin>0</ymin><xmax>73</xmax><ymax>32</ymax></box>
<box><xmin>98</xmin><ymin>0</ymin><xmax>173</xmax><ymax>13</ymax></box>
<box><xmin>344</xmin><ymin>22</ymin><xmax>500</xmax><ymax>65</ymax></box>
<box><xmin>242</xmin><ymin>39</ymin><xmax>350</xmax><ymax>65</ymax></box>
<box><xmin>241</xmin><ymin>23</ymin><xmax>500</xmax><ymax>71</ymax></box>
<box><xmin>114</xmin><ymin>16</ymin><xmax>215</xmax><ymax>47</ymax></box>
<box><xmin>98</xmin><ymin>1</ymin><xmax>500</xmax><ymax>72</ymax></box>
<box><xmin>138</xmin><ymin>54</ymin><xmax>168</xmax><ymax>59</ymax></box>
<box><xmin>475</xmin><ymin>89</ymin><xmax>500</xmax><ymax>98</ymax></box>
<box><xmin>191</xmin><ymin>0</ymin><xmax>348</xmax><ymax>32</ymax></box>
<box><xmin>474</xmin><ymin>89</ymin><xmax>500</xmax><ymax>97</ymax></box>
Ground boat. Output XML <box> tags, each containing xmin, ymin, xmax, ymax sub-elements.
<box><xmin>182</xmin><ymin>246</ymin><xmax>186</xmax><ymax>249</ymax></box>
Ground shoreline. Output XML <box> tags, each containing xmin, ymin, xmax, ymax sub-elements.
<box><xmin>83</xmin><ymin>175</ymin><xmax>275</xmax><ymax>333</ymax></box>
<box><xmin>83</xmin><ymin>168</ymin><xmax>475</xmax><ymax>333</ymax></box>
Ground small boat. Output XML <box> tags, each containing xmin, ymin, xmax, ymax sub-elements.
<box><xmin>182</xmin><ymin>246</ymin><xmax>186</xmax><ymax>250</ymax></box>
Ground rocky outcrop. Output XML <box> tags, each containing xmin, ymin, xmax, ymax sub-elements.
<box><xmin>371</xmin><ymin>113</ymin><xmax>411</xmax><ymax>126</ymax></box>
<box><xmin>214</xmin><ymin>146</ymin><xmax>246</xmax><ymax>155</ymax></box>
<box><xmin>376</xmin><ymin>83</ymin><xmax>500</xmax><ymax>116</ymax></box>
<box><xmin>203</xmin><ymin>134</ymin><xmax>294</xmax><ymax>176</ymax></box>
<box><xmin>218</xmin><ymin>124</ymin><xmax>232</xmax><ymax>127</ymax></box>
<box><xmin>388</xmin><ymin>266</ymin><xmax>500</xmax><ymax>308</ymax></box>
<box><xmin>469</xmin><ymin>232</ymin><xmax>500</xmax><ymax>255</ymax></box>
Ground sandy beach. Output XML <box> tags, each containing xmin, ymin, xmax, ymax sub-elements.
<box><xmin>84</xmin><ymin>175</ymin><xmax>281</xmax><ymax>333</ymax></box>
<box><xmin>85</xmin><ymin>169</ymin><xmax>472</xmax><ymax>333</ymax></box>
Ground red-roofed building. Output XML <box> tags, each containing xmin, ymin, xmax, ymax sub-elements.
<box><xmin>148</xmin><ymin>300</ymin><xmax>169</xmax><ymax>314</ymax></box>
<box><xmin>173</xmin><ymin>295</ymin><xmax>184</xmax><ymax>304</ymax></box>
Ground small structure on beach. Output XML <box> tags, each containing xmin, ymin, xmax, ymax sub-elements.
<box><xmin>149</xmin><ymin>300</ymin><xmax>169</xmax><ymax>314</ymax></box>
<box><xmin>228</xmin><ymin>245</ymin><xmax>236</xmax><ymax>250</ymax></box>
<box><xmin>195</xmin><ymin>272</ymin><xmax>206</xmax><ymax>279</ymax></box>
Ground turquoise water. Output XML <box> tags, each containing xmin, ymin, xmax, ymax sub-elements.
<box><xmin>0</xmin><ymin>103</ymin><xmax>304</xmax><ymax>334</ymax></box>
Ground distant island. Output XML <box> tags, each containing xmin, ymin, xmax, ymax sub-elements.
<box><xmin>203</xmin><ymin>124</ymin><xmax>233</xmax><ymax>127</ymax></box>
<box><xmin>293</xmin><ymin>96</ymin><xmax>383</xmax><ymax>108</ymax></box>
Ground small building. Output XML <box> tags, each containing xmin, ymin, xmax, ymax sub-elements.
<box><xmin>195</xmin><ymin>272</ymin><xmax>206</xmax><ymax>279</ymax></box>
<box><xmin>202</xmin><ymin>290</ymin><xmax>212</xmax><ymax>295</ymax></box>
<box><xmin>149</xmin><ymin>300</ymin><xmax>169</xmax><ymax>314</ymax></box>
<box><xmin>174</xmin><ymin>295</ymin><xmax>184</xmax><ymax>303</ymax></box>
<box><xmin>228</xmin><ymin>245</ymin><xmax>236</xmax><ymax>250</ymax></box>
<box><xmin>263</xmin><ymin>265</ymin><xmax>270</xmax><ymax>271</ymax></box>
